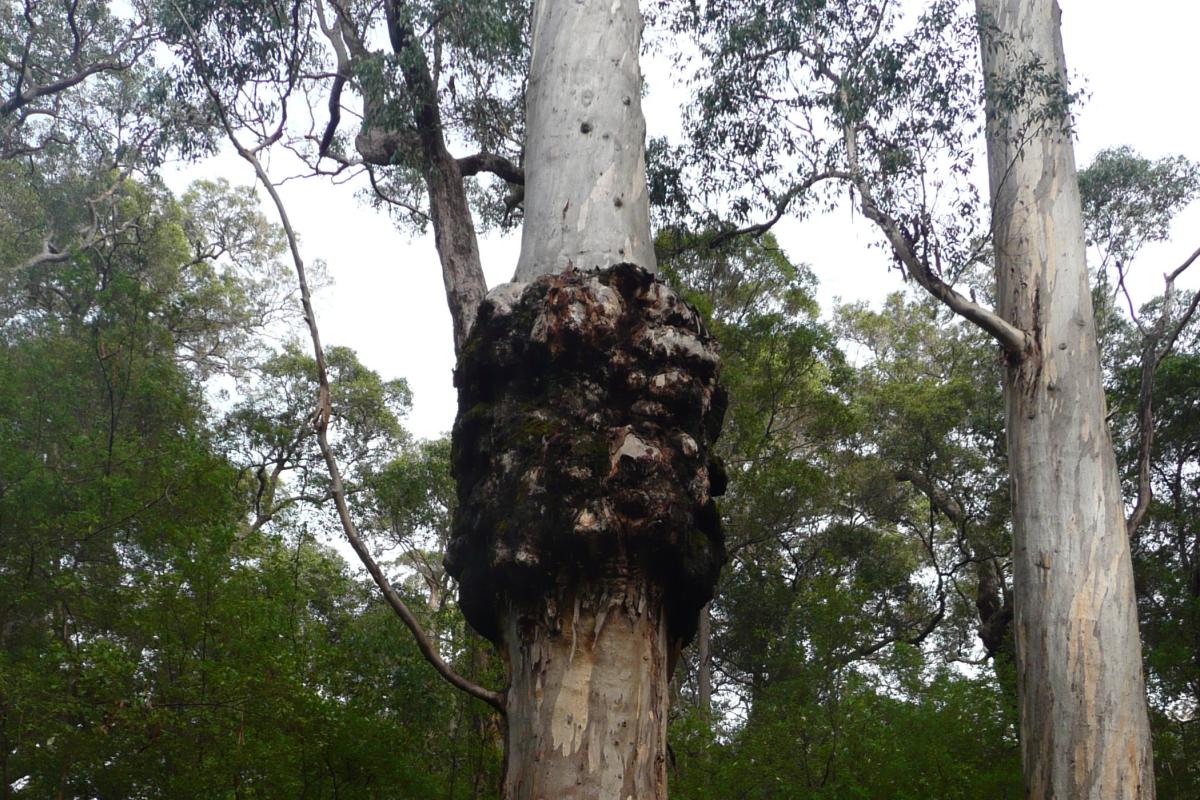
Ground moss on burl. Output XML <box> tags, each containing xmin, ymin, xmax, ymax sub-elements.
<box><xmin>445</xmin><ymin>263</ymin><xmax>727</xmax><ymax>648</ymax></box>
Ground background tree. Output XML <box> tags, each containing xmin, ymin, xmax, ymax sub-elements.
<box><xmin>1079</xmin><ymin>146</ymin><xmax>1200</xmax><ymax>797</ymax></box>
<box><xmin>657</xmin><ymin>232</ymin><xmax>1023</xmax><ymax>799</ymax></box>
<box><xmin>662</xmin><ymin>0</ymin><xmax>1163</xmax><ymax>793</ymax></box>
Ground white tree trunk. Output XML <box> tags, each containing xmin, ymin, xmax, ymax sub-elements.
<box><xmin>976</xmin><ymin>1</ymin><xmax>1155</xmax><ymax>797</ymax></box>
<box><xmin>515</xmin><ymin>0</ymin><xmax>656</xmax><ymax>280</ymax></box>
<box><xmin>502</xmin><ymin>591</ymin><xmax>669</xmax><ymax>799</ymax></box>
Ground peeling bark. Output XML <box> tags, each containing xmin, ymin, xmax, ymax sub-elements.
<box><xmin>977</xmin><ymin>1</ymin><xmax>1155</xmax><ymax>796</ymax></box>
<box><xmin>503</xmin><ymin>585</ymin><xmax>670</xmax><ymax>799</ymax></box>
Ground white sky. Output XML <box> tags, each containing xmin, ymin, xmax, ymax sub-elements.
<box><xmin>167</xmin><ymin>0</ymin><xmax>1200</xmax><ymax>442</ymax></box>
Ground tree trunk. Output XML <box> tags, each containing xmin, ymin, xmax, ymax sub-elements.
<box><xmin>697</xmin><ymin>601</ymin><xmax>712</xmax><ymax>716</ymax></box>
<box><xmin>350</xmin><ymin>9</ymin><xmax>489</xmax><ymax>353</ymax></box>
<box><xmin>502</xmin><ymin>586</ymin><xmax>670</xmax><ymax>799</ymax></box>
<box><xmin>515</xmin><ymin>0</ymin><xmax>656</xmax><ymax>279</ymax></box>
<box><xmin>447</xmin><ymin>265</ymin><xmax>725</xmax><ymax>800</ymax></box>
<box><xmin>425</xmin><ymin>150</ymin><xmax>488</xmax><ymax>353</ymax></box>
<box><xmin>447</xmin><ymin>3</ymin><xmax>724</xmax><ymax>799</ymax></box>
<box><xmin>976</xmin><ymin>2</ymin><xmax>1155</xmax><ymax>796</ymax></box>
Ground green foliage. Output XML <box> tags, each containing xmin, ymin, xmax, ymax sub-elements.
<box><xmin>1078</xmin><ymin>146</ymin><xmax>1200</xmax><ymax>272</ymax></box>
<box><xmin>660</xmin><ymin>233</ymin><xmax>1022</xmax><ymax>794</ymax></box>
<box><xmin>672</xmin><ymin>663</ymin><xmax>1021</xmax><ymax>800</ymax></box>
<box><xmin>0</xmin><ymin>167</ymin><xmax>501</xmax><ymax>797</ymax></box>
<box><xmin>659</xmin><ymin>0</ymin><xmax>989</xmax><ymax>270</ymax></box>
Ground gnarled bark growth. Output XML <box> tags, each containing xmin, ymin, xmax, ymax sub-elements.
<box><xmin>447</xmin><ymin>263</ymin><xmax>727</xmax><ymax>798</ymax></box>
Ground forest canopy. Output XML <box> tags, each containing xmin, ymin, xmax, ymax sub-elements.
<box><xmin>1</xmin><ymin>1</ymin><xmax>1198</xmax><ymax>798</ymax></box>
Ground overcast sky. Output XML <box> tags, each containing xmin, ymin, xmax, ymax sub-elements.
<box><xmin>168</xmin><ymin>0</ymin><xmax>1200</xmax><ymax>442</ymax></box>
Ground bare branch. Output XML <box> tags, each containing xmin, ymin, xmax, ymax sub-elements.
<box><xmin>1126</xmin><ymin>242</ymin><xmax>1200</xmax><ymax>537</ymax></box>
<box><xmin>456</xmin><ymin>151</ymin><xmax>524</xmax><ymax>185</ymax></box>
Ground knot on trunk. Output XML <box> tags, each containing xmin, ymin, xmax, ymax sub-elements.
<box><xmin>446</xmin><ymin>263</ymin><xmax>727</xmax><ymax>648</ymax></box>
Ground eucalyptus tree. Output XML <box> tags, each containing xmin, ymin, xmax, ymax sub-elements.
<box><xmin>160</xmin><ymin>0</ymin><xmax>529</xmax><ymax>350</ymax></box>
<box><xmin>441</xmin><ymin>2</ymin><xmax>725</xmax><ymax>796</ymax></box>
<box><xmin>666</xmin><ymin>0</ymin><xmax>1159</xmax><ymax>794</ymax></box>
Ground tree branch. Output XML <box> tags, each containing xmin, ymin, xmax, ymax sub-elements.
<box><xmin>841</xmin><ymin>114</ymin><xmax>1030</xmax><ymax>358</ymax></box>
<box><xmin>456</xmin><ymin>152</ymin><xmax>524</xmax><ymax>185</ymax></box>
<box><xmin>170</xmin><ymin>3</ymin><xmax>505</xmax><ymax>714</ymax></box>
<box><xmin>1126</xmin><ymin>242</ymin><xmax>1200</xmax><ymax>537</ymax></box>
<box><xmin>705</xmin><ymin>170</ymin><xmax>848</xmax><ymax>249</ymax></box>
<box><xmin>0</xmin><ymin>59</ymin><xmax>125</xmax><ymax>117</ymax></box>
<box><xmin>894</xmin><ymin>468</ymin><xmax>966</xmax><ymax>525</ymax></box>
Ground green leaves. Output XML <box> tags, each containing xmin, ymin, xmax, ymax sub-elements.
<box><xmin>1079</xmin><ymin>146</ymin><xmax>1200</xmax><ymax>272</ymax></box>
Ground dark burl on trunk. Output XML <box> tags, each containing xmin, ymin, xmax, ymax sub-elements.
<box><xmin>446</xmin><ymin>263</ymin><xmax>726</xmax><ymax>798</ymax></box>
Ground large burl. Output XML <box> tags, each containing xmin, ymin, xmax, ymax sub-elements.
<box><xmin>446</xmin><ymin>263</ymin><xmax>727</xmax><ymax>655</ymax></box>
<box><xmin>446</xmin><ymin>263</ymin><xmax>725</xmax><ymax>798</ymax></box>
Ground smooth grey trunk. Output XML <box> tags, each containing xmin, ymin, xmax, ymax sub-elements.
<box><xmin>515</xmin><ymin>0</ymin><xmax>656</xmax><ymax>280</ymax></box>
<box><xmin>977</xmin><ymin>1</ymin><xmax>1155</xmax><ymax>796</ymax></box>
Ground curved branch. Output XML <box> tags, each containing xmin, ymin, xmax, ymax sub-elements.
<box><xmin>456</xmin><ymin>152</ymin><xmax>524</xmax><ymax>185</ymax></box>
<box><xmin>170</xmin><ymin>3</ymin><xmax>505</xmax><ymax>714</ymax></box>
<box><xmin>1</xmin><ymin>59</ymin><xmax>123</xmax><ymax>117</ymax></box>
<box><xmin>706</xmin><ymin>170</ymin><xmax>849</xmax><ymax>249</ymax></box>
<box><xmin>842</xmin><ymin>116</ymin><xmax>1030</xmax><ymax>358</ymax></box>
<box><xmin>318</xmin><ymin>73</ymin><xmax>346</xmax><ymax>156</ymax></box>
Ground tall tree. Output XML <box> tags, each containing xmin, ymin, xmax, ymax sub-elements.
<box><xmin>664</xmin><ymin>0</ymin><xmax>1159</xmax><ymax>793</ymax></box>
<box><xmin>443</xmin><ymin>2</ymin><xmax>725</xmax><ymax>797</ymax></box>
<box><xmin>974</xmin><ymin>1</ymin><xmax>1153</xmax><ymax>795</ymax></box>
